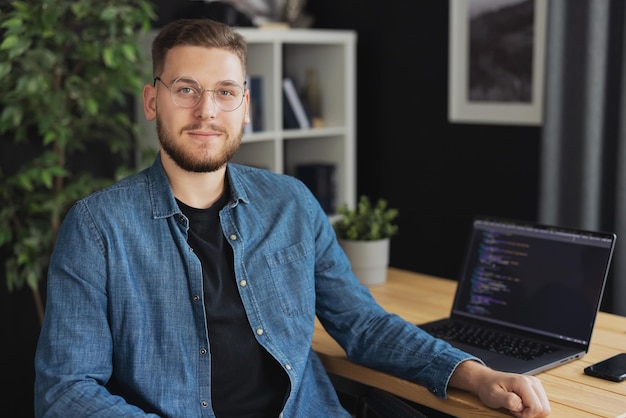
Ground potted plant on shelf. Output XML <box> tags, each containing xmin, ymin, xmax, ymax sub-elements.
<box><xmin>0</xmin><ymin>0</ymin><xmax>156</xmax><ymax>325</ymax></box>
<box><xmin>332</xmin><ymin>195</ymin><xmax>399</xmax><ymax>285</ymax></box>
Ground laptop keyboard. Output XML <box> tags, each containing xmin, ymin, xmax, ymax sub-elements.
<box><xmin>425</xmin><ymin>322</ymin><xmax>559</xmax><ymax>361</ymax></box>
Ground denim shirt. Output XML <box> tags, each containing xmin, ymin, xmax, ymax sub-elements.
<box><xmin>34</xmin><ymin>155</ymin><xmax>478</xmax><ymax>417</ymax></box>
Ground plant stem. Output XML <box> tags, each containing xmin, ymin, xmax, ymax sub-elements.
<box><xmin>32</xmin><ymin>286</ymin><xmax>44</xmax><ymax>327</ymax></box>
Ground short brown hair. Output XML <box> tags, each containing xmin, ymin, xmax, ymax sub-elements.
<box><xmin>151</xmin><ymin>19</ymin><xmax>247</xmax><ymax>78</ymax></box>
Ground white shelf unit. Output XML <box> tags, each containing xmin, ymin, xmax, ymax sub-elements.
<box><xmin>135</xmin><ymin>28</ymin><xmax>357</xmax><ymax>212</ymax></box>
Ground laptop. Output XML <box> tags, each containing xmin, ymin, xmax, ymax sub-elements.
<box><xmin>419</xmin><ymin>216</ymin><xmax>616</xmax><ymax>375</ymax></box>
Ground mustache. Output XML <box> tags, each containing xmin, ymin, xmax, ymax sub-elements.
<box><xmin>181</xmin><ymin>123</ymin><xmax>225</xmax><ymax>134</ymax></box>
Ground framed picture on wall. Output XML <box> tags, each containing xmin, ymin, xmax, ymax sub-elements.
<box><xmin>448</xmin><ymin>0</ymin><xmax>548</xmax><ymax>125</ymax></box>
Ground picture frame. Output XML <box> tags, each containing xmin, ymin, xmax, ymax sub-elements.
<box><xmin>448</xmin><ymin>0</ymin><xmax>548</xmax><ymax>125</ymax></box>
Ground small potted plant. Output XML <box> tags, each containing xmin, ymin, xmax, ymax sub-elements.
<box><xmin>332</xmin><ymin>195</ymin><xmax>399</xmax><ymax>285</ymax></box>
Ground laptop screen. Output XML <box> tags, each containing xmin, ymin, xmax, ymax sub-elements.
<box><xmin>452</xmin><ymin>217</ymin><xmax>615</xmax><ymax>346</ymax></box>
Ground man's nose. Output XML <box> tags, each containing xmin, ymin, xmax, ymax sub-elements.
<box><xmin>195</xmin><ymin>90</ymin><xmax>218</xmax><ymax>118</ymax></box>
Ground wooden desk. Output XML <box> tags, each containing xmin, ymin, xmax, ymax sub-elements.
<box><xmin>312</xmin><ymin>267</ymin><xmax>626</xmax><ymax>417</ymax></box>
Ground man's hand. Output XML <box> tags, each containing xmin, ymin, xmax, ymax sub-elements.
<box><xmin>449</xmin><ymin>360</ymin><xmax>551</xmax><ymax>417</ymax></box>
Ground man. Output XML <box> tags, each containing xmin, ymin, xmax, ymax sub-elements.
<box><xmin>34</xmin><ymin>18</ymin><xmax>550</xmax><ymax>417</ymax></box>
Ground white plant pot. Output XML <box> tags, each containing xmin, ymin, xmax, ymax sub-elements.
<box><xmin>338</xmin><ymin>238</ymin><xmax>390</xmax><ymax>286</ymax></box>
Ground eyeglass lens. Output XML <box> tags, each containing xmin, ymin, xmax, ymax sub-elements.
<box><xmin>167</xmin><ymin>77</ymin><xmax>244</xmax><ymax>111</ymax></box>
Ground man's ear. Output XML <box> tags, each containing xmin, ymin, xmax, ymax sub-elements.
<box><xmin>244</xmin><ymin>87</ymin><xmax>251</xmax><ymax>125</ymax></box>
<box><xmin>143</xmin><ymin>84</ymin><xmax>157</xmax><ymax>121</ymax></box>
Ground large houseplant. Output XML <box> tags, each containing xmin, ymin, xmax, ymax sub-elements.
<box><xmin>0</xmin><ymin>0</ymin><xmax>156</xmax><ymax>325</ymax></box>
<box><xmin>333</xmin><ymin>195</ymin><xmax>399</xmax><ymax>285</ymax></box>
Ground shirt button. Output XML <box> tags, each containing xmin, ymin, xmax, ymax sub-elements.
<box><xmin>193</xmin><ymin>295</ymin><xmax>200</xmax><ymax>301</ymax></box>
<box><xmin>239</xmin><ymin>280</ymin><xmax>247</xmax><ymax>287</ymax></box>
<box><xmin>229</xmin><ymin>234</ymin><xmax>237</xmax><ymax>240</ymax></box>
<box><xmin>285</xmin><ymin>364</ymin><xmax>292</xmax><ymax>370</ymax></box>
<box><xmin>256</xmin><ymin>328</ymin><xmax>264</xmax><ymax>335</ymax></box>
<box><xmin>201</xmin><ymin>401</ymin><xmax>208</xmax><ymax>408</ymax></box>
<box><xmin>200</xmin><ymin>348</ymin><xmax>207</xmax><ymax>355</ymax></box>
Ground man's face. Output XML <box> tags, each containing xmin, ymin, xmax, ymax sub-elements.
<box><xmin>144</xmin><ymin>46</ymin><xmax>250</xmax><ymax>173</ymax></box>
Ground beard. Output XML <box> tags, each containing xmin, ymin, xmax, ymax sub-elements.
<box><xmin>156</xmin><ymin>115</ymin><xmax>245</xmax><ymax>173</ymax></box>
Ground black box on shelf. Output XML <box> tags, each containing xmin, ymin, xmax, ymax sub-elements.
<box><xmin>296</xmin><ymin>163</ymin><xmax>337</xmax><ymax>214</ymax></box>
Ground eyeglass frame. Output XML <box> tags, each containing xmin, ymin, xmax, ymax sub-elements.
<box><xmin>153</xmin><ymin>76</ymin><xmax>247</xmax><ymax>112</ymax></box>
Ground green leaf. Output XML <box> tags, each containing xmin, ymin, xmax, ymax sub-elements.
<box><xmin>0</xmin><ymin>34</ymin><xmax>19</xmax><ymax>50</ymax></box>
<box><xmin>102</xmin><ymin>46</ymin><xmax>115</xmax><ymax>67</ymax></box>
<box><xmin>42</xmin><ymin>131</ymin><xmax>56</xmax><ymax>145</ymax></box>
<box><xmin>17</xmin><ymin>251</ymin><xmax>29</xmax><ymax>265</ymax></box>
<box><xmin>12</xmin><ymin>1</ymin><xmax>30</xmax><ymax>14</ymax></box>
<box><xmin>100</xmin><ymin>7</ymin><xmax>118</xmax><ymax>21</ymax></box>
<box><xmin>0</xmin><ymin>106</ymin><xmax>24</xmax><ymax>130</ymax></box>
<box><xmin>7</xmin><ymin>38</ymin><xmax>31</xmax><ymax>59</ymax></box>
<box><xmin>121</xmin><ymin>43</ymin><xmax>137</xmax><ymax>62</ymax></box>
<box><xmin>0</xmin><ymin>62</ymin><xmax>11</xmax><ymax>79</ymax></box>
<box><xmin>26</xmin><ymin>269</ymin><xmax>40</xmax><ymax>291</ymax></box>
<box><xmin>0</xmin><ymin>227</ymin><xmax>12</xmax><ymax>246</ymax></box>
<box><xmin>85</xmin><ymin>97</ymin><xmax>98</xmax><ymax>115</ymax></box>
<box><xmin>70</xmin><ymin>2</ymin><xmax>88</xmax><ymax>18</ymax></box>
<box><xmin>40</xmin><ymin>170</ymin><xmax>53</xmax><ymax>189</ymax></box>
<box><xmin>15</xmin><ymin>174</ymin><xmax>33</xmax><ymax>192</ymax></box>
<box><xmin>1</xmin><ymin>17</ymin><xmax>24</xmax><ymax>30</ymax></box>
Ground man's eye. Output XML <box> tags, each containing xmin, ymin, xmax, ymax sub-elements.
<box><xmin>177</xmin><ymin>87</ymin><xmax>197</xmax><ymax>95</ymax></box>
<box><xmin>218</xmin><ymin>89</ymin><xmax>233</xmax><ymax>97</ymax></box>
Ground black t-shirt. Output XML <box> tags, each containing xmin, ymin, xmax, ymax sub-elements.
<box><xmin>178</xmin><ymin>190</ymin><xmax>289</xmax><ymax>417</ymax></box>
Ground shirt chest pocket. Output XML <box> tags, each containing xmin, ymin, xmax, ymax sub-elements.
<box><xmin>264</xmin><ymin>241</ymin><xmax>315</xmax><ymax>317</ymax></box>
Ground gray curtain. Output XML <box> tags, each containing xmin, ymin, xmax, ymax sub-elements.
<box><xmin>539</xmin><ymin>0</ymin><xmax>626</xmax><ymax>314</ymax></box>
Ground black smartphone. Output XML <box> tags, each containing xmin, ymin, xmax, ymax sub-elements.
<box><xmin>584</xmin><ymin>353</ymin><xmax>626</xmax><ymax>382</ymax></box>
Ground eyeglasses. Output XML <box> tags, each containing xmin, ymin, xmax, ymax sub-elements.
<box><xmin>153</xmin><ymin>76</ymin><xmax>245</xmax><ymax>112</ymax></box>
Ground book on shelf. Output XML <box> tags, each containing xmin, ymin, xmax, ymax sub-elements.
<box><xmin>244</xmin><ymin>76</ymin><xmax>252</xmax><ymax>134</ymax></box>
<box><xmin>249</xmin><ymin>76</ymin><xmax>264</xmax><ymax>132</ymax></box>
<box><xmin>283</xmin><ymin>89</ymin><xmax>299</xmax><ymax>130</ymax></box>
<box><xmin>245</xmin><ymin>75</ymin><xmax>264</xmax><ymax>134</ymax></box>
<box><xmin>282</xmin><ymin>78</ymin><xmax>311</xmax><ymax>129</ymax></box>
<box><xmin>296</xmin><ymin>163</ymin><xmax>337</xmax><ymax>214</ymax></box>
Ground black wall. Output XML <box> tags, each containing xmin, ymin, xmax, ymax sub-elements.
<box><xmin>2</xmin><ymin>2</ymin><xmax>540</xmax><ymax>416</ymax></box>
<box><xmin>307</xmin><ymin>0</ymin><xmax>540</xmax><ymax>280</ymax></box>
